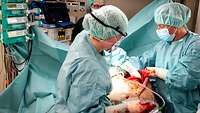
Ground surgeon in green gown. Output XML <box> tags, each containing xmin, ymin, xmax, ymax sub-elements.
<box><xmin>55</xmin><ymin>5</ymin><xmax>128</xmax><ymax>113</ymax></box>
<box><xmin>129</xmin><ymin>2</ymin><xmax>200</xmax><ymax>113</ymax></box>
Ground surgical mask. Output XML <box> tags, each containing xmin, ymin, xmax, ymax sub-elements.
<box><xmin>104</xmin><ymin>47</ymin><xmax>126</xmax><ymax>66</ymax></box>
<box><xmin>156</xmin><ymin>28</ymin><xmax>176</xmax><ymax>42</ymax></box>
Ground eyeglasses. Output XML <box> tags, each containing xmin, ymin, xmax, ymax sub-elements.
<box><xmin>90</xmin><ymin>13</ymin><xmax>128</xmax><ymax>37</ymax></box>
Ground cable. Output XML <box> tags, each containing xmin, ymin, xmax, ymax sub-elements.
<box><xmin>5</xmin><ymin>39</ymin><xmax>33</xmax><ymax>72</ymax></box>
<box><xmin>12</xmin><ymin>39</ymin><xmax>33</xmax><ymax>65</ymax></box>
<box><xmin>111</xmin><ymin>71</ymin><xmax>165</xmax><ymax>112</ymax></box>
<box><xmin>136</xmin><ymin>80</ymin><xmax>166</xmax><ymax>112</ymax></box>
<box><xmin>120</xmin><ymin>76</ymin><xmax>165</xmax><ymax>112</ymax></box>
<box><xmin>3</xmin><ymin>44</ymin><xmax>18</xmax><ymax>87</ymax></box>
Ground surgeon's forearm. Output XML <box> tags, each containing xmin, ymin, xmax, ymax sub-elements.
<box><xmin>120</xmin><ymin>60</ymin><xmax>141</xmax><ymax>78</ymax></box>
<box><xmin>105</xmin><ymin>104</ymin><xmax>127</xmax><ymax>113</ymax></box>
<box><xmin>146</xmin><ymin>67</ymin><xmax>168</xmax><ymax>80</ymax></box>
<box><xmin>155</xmin><ymin>68</ymin><xmax>168</xmax><ymax>80</ymax></box>
<box><xmin>156</xmin><ymin>74</ymin><xmax>166</xmax><ymax>80</ymax></box>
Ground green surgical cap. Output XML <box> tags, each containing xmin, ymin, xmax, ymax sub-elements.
<box><xmin>87</xmin><ymin>0</ymin><xmax>95</xmax><ymax>7</ymax></box>
<box><xmin>87</xmin><ymin>0</ymin><xmax>106</xmax><ymax>7</ymax></box>
<box><xmin>82</xmin><ymin>5</ymin><xmax>128</xmax><ymax>40</ymax></box>
<box><xmin>154</xmin><ymin>3</ymin><xmax>191</xmax><ymax>27</ymax></box>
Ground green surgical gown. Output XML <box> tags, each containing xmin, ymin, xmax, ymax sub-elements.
<box><xmin>130</xmin><ymin>31</ymin><xmax>200</xmax><ymax>113</ymax></box>
<box><xmin>55</xmin><ymin>30</ymin><xmax>112</xmax><ymax>113</ymax></box>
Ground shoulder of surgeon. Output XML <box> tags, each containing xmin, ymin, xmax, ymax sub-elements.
<box><xmin>67</xmin><ymin>30</ymin><xmax>98</xmax><ymax>61</ymax></box>
<box><xmin>188</xmin><ymin>31</ymin><xmax>200</xmax><ymax>41</ymax></box>
<box><xmin>184</xmin><ymin>31</ymin><xmax>200</xmax><ymax>53</ymax></box>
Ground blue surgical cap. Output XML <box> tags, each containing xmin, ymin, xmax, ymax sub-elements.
<box><xmin>154</xmin><ymin>3</ymin><xmax>191</xmax><ymax>27</ymax></box>
<box><xmin>87</xmin><ymin>0</ymin><xmax>106</xmax><ymax>7</ymax></box>
<box><xmin>82</xmin><ymin>5</ymin><xmax>128</xmax><ymax>40</ymax></box>
<box><xmin>87</xmin><ymin>0</ymin><xmax>95</xmax><ymax>7</ymax></box>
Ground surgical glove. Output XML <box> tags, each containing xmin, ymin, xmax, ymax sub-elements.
<box><xmin>197</xmin><ymin>109</ymin><xmax>200</xmax><ymax>113</ymax></box>
<box><xmin>120</xmin><ymin>60</ymin><xmax>141</xmax><ymax>78</ymax></box>
<box><xmin>105</xmin><ymin>103</ymin><xmax>127</xmax><ymax>113</ymax></box>
<box><xmin>104</xmin><ymin>47</ymin><xmax>127</xmax><ymax>66</ymax></box>
<box><xmin>126</xmin><ymin>100</ymin><xmax>142</xmax><ymax>113</ymax></box>
<box><xmin>126</xmin><ymin>99</ymin><xmax>157</xmax><ymax>113</ymax></box>
<box><xmin>197</xmin><ymin>104</ymin><xmax>200</xmax><ymax>113</ymax></box>
<box><xmin>146</xmin><ymin>67</ymin><xmax>168</xmax><ymax>80</ymax></box>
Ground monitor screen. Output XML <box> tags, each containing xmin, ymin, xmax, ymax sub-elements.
<box><xmin>43</xmin><ymin>2</ymin><xmax>70</xmax><ymax>24</ymax></box>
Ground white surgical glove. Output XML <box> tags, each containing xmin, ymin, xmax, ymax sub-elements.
<box><xmin>197</xmin><ymin>104</ymin><xmax>200</xmax><ymax>113</ymax></box>
<box><xmin>197</xmin><ymin>109</ymin><xmax>200</xmax><ymax>113</ymax></box>
<box><xmin>120</xmin><ymin>60</ymin><xmax>141</xmax><ymax>78</ymax></box>
<box><xmin>105</xmin><ymin>103</ymin><xmax>127</xmax><ymax>113</ymax></box>
<box><xmin>146</xmin><ymin>67</ymin><xmax>168</xmax><ymax>80</ymax></box>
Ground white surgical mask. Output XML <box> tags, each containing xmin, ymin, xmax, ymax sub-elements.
<box><xmin>156</xmin><ymin>28</ymin><xmax>176</xmax><ymax>42</ymax></box>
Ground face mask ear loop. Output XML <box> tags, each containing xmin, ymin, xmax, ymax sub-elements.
<box><xmin>109</xmin><ymin>50</ymin><xmax>113</xmax><ymax>66</ymax></box>
<box><xmin>111</xmin><ymin>36</ymin><xmax>119</xmax><ymax>51</ymax></box>
<box><xmin>171</xmin><ymin>28</ymin><xmax>178</xmax><ymax>42</ymax></box>
<box><xmin>108</xmin><ymin>37</ymin><xmax>119</xmax><ymax>66</ymax></box>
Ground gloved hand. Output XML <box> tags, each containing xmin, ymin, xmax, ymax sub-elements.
<box><xmin>146</xmin><ymin>67</ymin><xmax>168</xmax><ymax>80</ymax></box>
<box><xmin>104</xmin><ymin>47</ymin><xmax>127</xmax><ymax>66</ymax></box>
<box><xmin>126</xmin><ymin>100</ymin><xmax>142</xmax><ymax>113</ymax></box>
<box><xmin>197</xmin><ymin>109</ymin><xmax>200</xmax><ymax>113</ymax></box>
<box><xmin>120</xmin><ymin>60</ymin><xmax>141</xmax><ymax>78</ymax></box>
<box><xmin>105</xmin><ymin>103</ymin><xmax>127</xmax><ymax>113</ymax></box>
<box><xmin>197</xmin><ymin>104</ymin><xmax>200</xmax><ymax>113</ymax></box>
<box><xmin>126</xmin><ymin>99</ymin><xmax>156</xmax><ymax>113</ymax></box>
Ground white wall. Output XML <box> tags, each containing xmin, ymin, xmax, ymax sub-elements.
<box><xmin>106</xmin><ymin>0</ymin><xmax>151</xmax><ymax>19</ymax></box>
<box><xmin>195</xmin><ymin>0</ymin><xmax>200</xmax><ymax>34</ymax></box>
